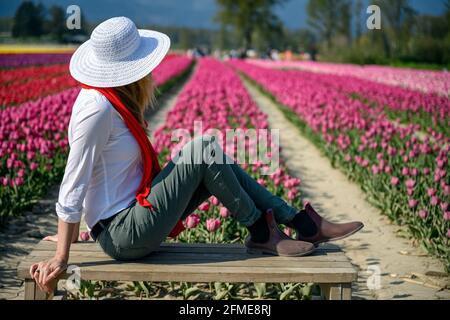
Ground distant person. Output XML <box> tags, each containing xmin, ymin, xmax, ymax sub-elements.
<box><xmin>310</xmin><ymin>46</ymin><xmax>318</xmax><ymax>61</ymax></box>
<box><xmin>28</xmin><ymin>17</ymin><xmax>363</xmax><ymax>294</ymax></box>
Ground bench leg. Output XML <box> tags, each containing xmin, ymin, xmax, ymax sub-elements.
<box><xmin>320</xmin><ymin>283</ymin><xmax>352</xmax><ymax>300</ymax></box>
<box><xmin>24</xmin><ymin>279</ymin><xmax>54</xmax><ymax>300</ymax></box>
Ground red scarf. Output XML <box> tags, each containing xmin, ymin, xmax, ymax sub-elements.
<box><xmin>81</xmin><ymin>84</ymin><xmax>185</xmax><ymax>238</ymax></box>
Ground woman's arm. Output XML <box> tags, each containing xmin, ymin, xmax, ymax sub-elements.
<box><xmin>29</xmin><ymin>92</ymin><xmax>113</xmax><ymax>293</ymax></box>
<box><xmin>30</xmin><ymin>219</ymin><xmax>76</xmax><ymax>293</ymax></box>
<box><xmin>43</xmin><ymin>221</ymin><xmax>80</xmax><ymax>243</ymax></box>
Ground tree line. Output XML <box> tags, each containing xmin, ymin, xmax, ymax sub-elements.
<box><xmin>5</xmin><ymin>0</ymin><xmax>450</xmax><ymax>67</ymax></box>
<box><xmin>215</xmin><ymin>0</ymin><xmax>450</xmax><ymax>66</ymax></box>
<box><xmin>9</xmin><ymin>1</ymin><xmax>88</xmax><ymax>42</ymax></box>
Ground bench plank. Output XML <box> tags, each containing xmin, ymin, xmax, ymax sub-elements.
<box><xmin>18</xmin><ymin>241</ymin><xmax>357</xmax><ymax>299</ymax></box>
<box><xmin>26</xmin><ymin>249</ymin><xmax>350</xmax><ymax>262</ymax></box>
<box><xmin>31</xmin><ymin>241</ymin><xmax>343</xmax><ymax>253</ymax></box>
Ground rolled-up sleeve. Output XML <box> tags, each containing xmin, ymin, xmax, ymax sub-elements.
<box><xmin>56</xmin><ymin>96</ymin><xmax>113</xmax><ymax>223</ymax></box>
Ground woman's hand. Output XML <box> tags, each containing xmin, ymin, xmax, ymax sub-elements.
<box><xmin>29</xmin><ymin>256</ymin><xmax>68</xmax><ymax>294</ymax></box>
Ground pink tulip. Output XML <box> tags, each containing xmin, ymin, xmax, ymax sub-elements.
<box><xmin>287</xmin><ymin>190</ymin><xmax>298</xmax><ymax>201</ymax></box>
<box><xmin>206</xmin><ymin>218</ymin><xmax>221</xmax><ymax>232</ymax></box>
<box><xmin>418</xmin><ymin>210</ymin><xmax>428</xmax><ymax>220</ymax></box>
<box><xmin>185</xmin><ymin>214</ymin><xmax>200</xmax><ymax>229</ymax></box>
<box><xmin>408</xmin><ymin>199</ymin><xmax>418</xmax><ymax>209</ymax></box>
<box><xmin>371</xmin><ymin>165</ymin><xmax>380</xmax><ymax>175</ymax></box>
<box><xmin>13</xmin><ymin>177</ymin><xmax>24</xmax><ymax>186</ymax></box>
<box><xmin>79</xmin><ymin>231</ymin><xmax>90</xmax><ymax>241</ymax></box>
<box><xmin>219</xmin><ymin>207</ymin><xmax>230</xmax><ymax>218</ymax></box>
<box><xmin>284</xmin><ymin>227</ymin><xmax>293</xmax><ymax>237</ymax></box>
<box><xmin>427</xmin><ymin>188</ymin><xmax>437</xmax><ymax>197</ymax></box>
<box><xmin>405</xmin><ymin>179</ymin><xmax>415</xmax><ymax>189</ymax></box>
<box><xmin>440</xmin><ymin>202</ymin><xmax>448</xmax><ymax>212</ymax></box>
<box><xmin>30</xmin><ymin>162</ymin><xmax>39</xmax><ymax>171</ymax></box>
<box><xmin>257</xmin><ymin>178</ymin><xmax>267</xmax><ymax>187</ymax></box>
<box><xmin>443</xmin><ymin>185</ymin><xmax>450</xmax><ymax>196</ymax></box>
<box><xmin>210</xmin><ymin>196</ymin><xmax>220</xmax><ymax>206</ymax></box>
<box><xmin>273</xmin><ymin>177</ymin><xmax>281</xmax><ymax>186</ymax></box>
<box><xmin>198</xmin><ymin>202</ymin><xmax>210</xmax><ymax>211</ymax></box>
<box><xmin>1</xmin><ymin>177</ymin><xmax>9</xmax><ymax>186</ymax></box>
<box><xmin>443</xmin><ymin>212</ymin><xmax>450</xmax><ymax>221</ymax></box>
<box><xmin>430</xmin><ymin>196</ymin><xmax>440</xmax><ymax>206</ymax></box>
<box><xmin>390</xmin><ymin>177</ymin><xmax>399</xmax><ymax>186</ymax></box>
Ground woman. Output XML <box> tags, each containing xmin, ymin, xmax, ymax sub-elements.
<box><xmin>30</xmin><ymin>17</ymin><xmax>363</xmax><ymax>293</ymax></box>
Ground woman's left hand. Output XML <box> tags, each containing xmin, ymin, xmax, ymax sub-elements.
<box><xmin>29</xmin><ymin>256</ymin><xmax>68</xmax><ymax>293</ymax></box>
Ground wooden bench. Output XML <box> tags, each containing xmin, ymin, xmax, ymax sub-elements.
<box><xmin>17</xmin><ymin>240</ymin><xmax>357</xmax><ymax>300</ymax></box>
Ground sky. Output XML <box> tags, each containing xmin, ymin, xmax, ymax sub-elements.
<box><xmin>0</xmin><ymin>0</ymin><xmax>447</xmax><ymax>29</ymax></box>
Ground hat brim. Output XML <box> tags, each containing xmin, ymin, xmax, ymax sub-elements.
<box><xmin>69</xmin><ymin>29</ymin><xmax>171</xmax><ymax>88</ymax></box>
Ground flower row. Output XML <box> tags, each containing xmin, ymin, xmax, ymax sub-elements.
<box><xmin>231</xmin><ymin>60</ymin><xmax>449</xmax><ymax>267</ymax></box>
<box><xmin>0</xmin><ymin>53</ymin><xmax>72</xmax><ymax>68</ymax></box>
<box><xmin>0</xmin><ymin>55</ymin><xmax>193</xmax><ymax>108</ymax></box>
<box><xmin>248</xmin><ymin>59</ymin><xmax>450</xmax><ymax>97</ymax></box>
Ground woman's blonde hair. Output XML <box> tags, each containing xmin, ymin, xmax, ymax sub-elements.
<box><xmin>114</xmin><ymin>73</ymin><xmax>157</xmax><ymax>133</ymax></box>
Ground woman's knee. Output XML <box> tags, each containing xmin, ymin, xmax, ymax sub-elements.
<box><xmin>178</xmin><ymin>135</ymin><xmax>222</xmax><ymax>164</ymax></box>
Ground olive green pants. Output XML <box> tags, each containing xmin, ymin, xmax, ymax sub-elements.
<box><xmin>97</xmin><ymin>135</ymin><xmax>297</xmax><ymax>260</ymax></box>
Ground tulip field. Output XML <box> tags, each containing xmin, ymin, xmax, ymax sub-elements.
<box><xmin>1</xmin><ymin>49</ymin><xmax>449</xmax><ymax>298</ymax></box>
<box><xmin>0</xmin><ymin>53</ymin><xmax>194</xmax><ymax>225</ymax></box>
<box><xmin>230</xmin><ymin>60</ymin><xmax>449</xmax><ymax>266</ymax></box>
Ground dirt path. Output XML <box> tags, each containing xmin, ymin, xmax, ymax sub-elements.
<box><xmin>243</xmin><ymin>78</ymin><xmax>450</xmax><ymax>300</ymax></box>
<box><xmin>0</xmin><ymin>74</ymin><xmax>190</xmax><ymax>300</ymax></box>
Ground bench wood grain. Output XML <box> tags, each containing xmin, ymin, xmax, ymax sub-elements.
<box><xmin>18</xmin><ymin>241</ymin><xmax>357</xmax><ymax>300</ymax></box>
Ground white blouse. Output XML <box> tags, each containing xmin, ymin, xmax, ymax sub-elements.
<box><xmin>56</xmin><ymin>88</ymin><xmax>143</xmax><ymax>230</ymax></box>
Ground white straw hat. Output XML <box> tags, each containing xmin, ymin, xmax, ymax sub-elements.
<box><xmin>70</xmin><ymin>16</ymin><xmax>171</xmax><ymax>87</ymax></box>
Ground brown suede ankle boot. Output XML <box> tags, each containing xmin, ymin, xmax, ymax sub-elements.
<box><xmin>245</xmin><ymin>209</ymin><xmax>315</xmax><ymax>257</ymax></box>
<box><xmin>287</xmin><ymin>203</ymin><xmax>364</xmax><ymax>246</ymax></box>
